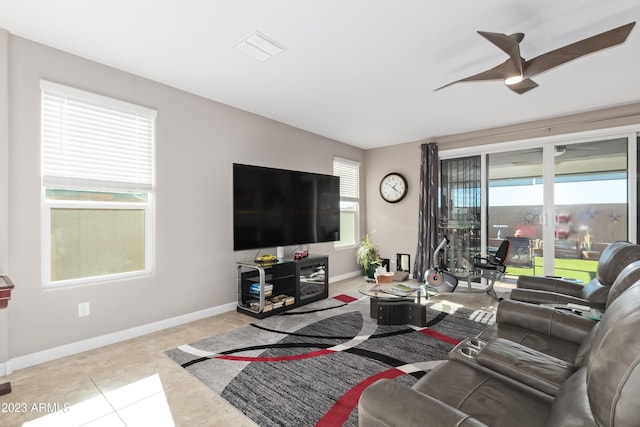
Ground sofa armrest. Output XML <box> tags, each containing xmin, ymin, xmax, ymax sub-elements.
<box><xmin>510</xmin><ymin>288</ymin><xmax>595</xmax><ymax>308</ymax></box>
<box><xmin>358</xmin><ymin>379</ymin><xmax>488</xmax><ymax>427</ymax></box>
<box><xmin>476</xmin><ymin>338</ymin><xmax>576</xmax><ymax>396</ymax></box>
<box><xmin>517</xmin><ymin>275</ymin><xmax>585</xmax><ymax>297</ymax></box>
<box><xmin>496</xmin><ymin>300</ymin><xmax>596</xmax><ymax>345</ymax></box>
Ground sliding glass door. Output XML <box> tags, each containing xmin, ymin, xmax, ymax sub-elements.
<box><xmin>486</xmin><ymin>138</ymin><xmax>629</xmax><ymax>280</ymax></box>
<box><xmin>547</xmin><ymin>138</ymin><xmax>628</xmax><ymax>280</ymax></box>
<box><xmin>441</xmin><ymin>133</ymin><xmax>634</xmax><ymax>281</ymax></box>
<box><xmin>487</xmin><ymin>147</ymin><xmax>543</xmax><ymax>276</ymax></box>
<box><xmin>439</xmin><ymin>157</ymin><xmax>481</xmax><ymax>276</ymax></box>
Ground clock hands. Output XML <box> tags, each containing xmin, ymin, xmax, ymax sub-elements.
<box><xmin>380</xmin><ymin>173</ymin><xmax>407</xmax><ymax>203</ymax></box>
<box><xmin>384</xmin><ymin>182</ymin><xmax>401</xmax><ymax>194</ymax></box>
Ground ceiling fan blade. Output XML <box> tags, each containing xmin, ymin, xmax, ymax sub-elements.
<box><xmin>507</xmin><ymin>78</ymin><xmax>538</xmax><ymax>94</ymax></box>
<box><xmin>435</xmin><ymin>59</ymin><xmax>514</xmax><ymax>91</ymax></box>
<box><xmin>478</xmin><ymin>31</ymin><xmax>525</xmax><ymax>76</ymax></box>
<box><xmin>523</xmin><ymin>22</ymin><xmax>636</xmax><ymax>78</ymax></box>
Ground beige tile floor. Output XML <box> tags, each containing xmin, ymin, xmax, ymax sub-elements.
<box><xmin>0</xmin><ymin>276</ymin><xmax>510</xmax><ymax>427</ymax></box>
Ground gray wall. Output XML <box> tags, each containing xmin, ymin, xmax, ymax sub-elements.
<box><xmin>364</xmin><ymin>141</ymin><xmax>423</xmax><ymax>273</ymax></box>
<box><xmin>3</xmin><ymin>31</ymin><xmax>364</xmax><ymax>360</ymax></box>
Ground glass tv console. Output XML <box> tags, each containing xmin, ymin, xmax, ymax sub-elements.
<box><xmin>237</xmin><ymin>254</ymin><xmax>328</xmax><ymax>319</ymax></box>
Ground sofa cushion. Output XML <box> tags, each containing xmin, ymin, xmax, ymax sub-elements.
<box><xmin>515</xmin><ymin>275</ymin><xmax>584</xmax><ymax>296</ymax></box>
<box><xmin>478</xmin><ymin>322</ymin><xmax>582</xmax><ymax>364</ymax></box>
<box><xmin>477</xmin><ymin>298</ymin><xmax>595</xmax><ymax>363</ymax></box>
<box><xmin>413</xmin><ymin>360</ymin><xmax>551</xmax><ymax>427</ymax></box>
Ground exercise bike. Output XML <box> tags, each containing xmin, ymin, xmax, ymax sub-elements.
<box><xmin>424</xmin><ymin>236</ymin><xmax>459</xmax><ymax>293</ymax></box>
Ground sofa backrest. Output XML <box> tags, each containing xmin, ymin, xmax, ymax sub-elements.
<box><xmin>574</xmin><ymin>259</ymin><xmax>640</xmax><ymax>367</ymax></box>
<box><xmin>586</xmin><ymin>280</ymin><xmax>640</xmax><ymax>426</ymax></box>
<box><xmin>606</xmin><ymin>259</ymin><xmax>640</xmax><ymax>307</ymax></box>
<box><xmin>595</xmin><ymin>241</ymin><xmax>640</xmax><ymax>287</ymax></box>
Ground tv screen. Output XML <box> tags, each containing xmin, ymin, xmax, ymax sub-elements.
<box><xmin>233</xmin><ymin>163</ymin><xmax>340</xmax><ymax>251</ymax></box>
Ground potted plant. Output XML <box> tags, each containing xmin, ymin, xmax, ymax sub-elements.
<box><xmin>356</xmin><ymin>234</ymin><xmax>382</xmax><ymax>279</ymax></box>
<box><xmin>581</xmin><ymin>229</ymin><xmax>600</xmax><ymax>260</ymax></box>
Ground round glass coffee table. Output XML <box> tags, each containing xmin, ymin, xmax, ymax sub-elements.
<box><xmin>358</xmin><ymin>281</ymin><xmax>429</xmax><ymax>326</ymax></box>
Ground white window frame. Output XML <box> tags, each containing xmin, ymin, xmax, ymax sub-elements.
<box><xmin>40</xmin><ymin>81</ymin><xmax>156</xmax><ymax>288</ymax></box>
<box><xmin>333</xmin><ymin>157</ymin><xmax>360</xmax><ymax>248</ymax></box>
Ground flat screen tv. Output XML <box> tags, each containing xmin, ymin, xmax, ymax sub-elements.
<box><xmin>233</xmin><ymin>163</ymin><xmax>340</xmax><ymax>251</ymax></box>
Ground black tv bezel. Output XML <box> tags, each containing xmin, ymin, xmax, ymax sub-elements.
<box><xmin>232</xmin><ymin>163</ymin><xmax>340</xmax><ymax>251</ymax></box>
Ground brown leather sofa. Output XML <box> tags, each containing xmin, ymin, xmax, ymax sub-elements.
<box><xmin>358</xmin><ymin>254</ymin><xmax>640</xmax><ymax>427</ymax></box>
<box><xmin>477</xmin><ymin>259</ymin><xmax>640</xmax><ymax>363</ymax></box>
<box><xmin>510</xmin><ymin>241</ymin><xmax>640</xmax><ymax>310</ymax></box>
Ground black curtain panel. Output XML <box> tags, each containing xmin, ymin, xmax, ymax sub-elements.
<box><xmin>413</xmin><ymin>142</ymin><xmax>439</xmax><ymax>282</ymax></box>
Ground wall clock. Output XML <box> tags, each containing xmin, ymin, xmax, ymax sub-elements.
<box><xmin>379</xmin><ymin>172</ymin><xmax>408</xmax><ymax>203</ymax></box>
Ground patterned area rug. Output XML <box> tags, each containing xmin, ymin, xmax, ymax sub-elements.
<box><xmin>165</xmin><ymin>293</ymin><xmax>496</xmax><ymax>426</ymax></box>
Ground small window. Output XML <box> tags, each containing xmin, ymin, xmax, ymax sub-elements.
<box><xmin>333</xmin><ymin>157</ymin><xmax>360</xmax><ymax>247</ymax></box>
<box><xmin>41</xmin><ymin>81</ymin><xmax>156</xmax><ymax>287</ymax></box>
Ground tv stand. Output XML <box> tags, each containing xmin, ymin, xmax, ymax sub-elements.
<box><xmin>236</xmin><ymin>255</ymin><xmax>328</xmax><ymax>319</ymax></box>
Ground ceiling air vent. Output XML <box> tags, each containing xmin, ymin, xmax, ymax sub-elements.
<box><xmin>236</xmin><ymin>31</ymin><xmax>286</xmax><ymax>61</ymax></box>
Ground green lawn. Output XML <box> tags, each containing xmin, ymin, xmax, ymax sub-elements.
<box><xmin>506</xmin><ymin>256</ymin><xmax>598</xmax><ymax>283</ymax></box>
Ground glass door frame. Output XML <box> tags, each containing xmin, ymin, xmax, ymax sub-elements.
<box><xmin>440</xmin><ymin>125</ymin><xmax>638</xmax><ymax>277</ymax></box>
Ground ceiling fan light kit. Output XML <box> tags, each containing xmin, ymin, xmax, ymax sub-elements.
<box><xmin>504</xmin><ymin>75</ymin><xmax>523</xmax><ymax>85</ymax></box>
<box><xmin>437</xmin><ymin>21</ymin><xmax>636</xmax><ymax>94</ymax></box>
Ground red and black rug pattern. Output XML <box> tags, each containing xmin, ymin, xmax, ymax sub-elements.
<box><xmin>165</xmin><ymin>293</ymin><xmax>495</xmax><ymax>426</ymax></box>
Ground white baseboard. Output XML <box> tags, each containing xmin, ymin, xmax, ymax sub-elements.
<box><xmin>329</xmin><ymin>270</ymin><xmax>361</xmax><ymax>283</ymax></box>
<box><xmin>5</xmin><ymin>301</ymin><xmax>237</xmax><ymax>375</ymax></box>
<box><xmin>4</xmin><ymin>272</ymin><xmax>362</xmax><ymax>376</ymax></box>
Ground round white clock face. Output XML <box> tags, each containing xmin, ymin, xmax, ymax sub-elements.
<box><xmin>379</xmin><ymin>173</ymin><xmax>408</xmax><ymax>203</ymax></box>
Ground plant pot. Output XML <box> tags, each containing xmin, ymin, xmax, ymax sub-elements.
<box><xmin>375</xmin><ymin>272</ymin><xmax>394</xmax><ymax>284</ymax></box>
<box><xmin>365</xmin><ymin>265</ymin><xmax>377</xmax><ymax>279</ymax></box>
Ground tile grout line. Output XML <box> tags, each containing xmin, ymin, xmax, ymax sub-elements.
<box><xmin>79</xmin><ymin>376</ymin><xmax>128</xmax><ymax>427</ymax></box>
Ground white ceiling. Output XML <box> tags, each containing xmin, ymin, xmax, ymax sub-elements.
<box><xmin>1</xmin><ymin>0</ymin><xmax>640</xmax><ymax>149</ymax></box>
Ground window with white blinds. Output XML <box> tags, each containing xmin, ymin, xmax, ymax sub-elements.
<box><xmin>41</xmin><ymin>81</ymin><xmax>156</xmax><ymax>287</ymax></box>
<box><xmin>333</xmin><ymin>157</ymin><xmax>360</xmax><ymax>201</ymax></box>
<box><xmin>333</xmin><ymin>157</ymin><xmax>360</xmax><ymax>247</ymax></box>
<box><xmin>41</xmin><ymin>80</ymin><xmax>156</xmax><ymax>193</ymax></box>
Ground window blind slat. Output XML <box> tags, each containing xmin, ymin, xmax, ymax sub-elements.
<box><xmin>333</xmin><ymin>158</ymin><xmax>359</xmax><ymax>199</ymax></box>
<box><xmin>41</xmin><ymin>81</ymin><xmax>155</xmax><ymax>193</ymax></box>
<box><xmin>43</xmin><ymin>176</ymin><xmax>153</xmax><ymax>193</ymax></box>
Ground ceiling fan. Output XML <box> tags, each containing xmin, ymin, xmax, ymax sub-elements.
<box><xmin>436</xmin><ymin>21</ymin><xmax>636</xmax><ymax>94</ymax></box>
